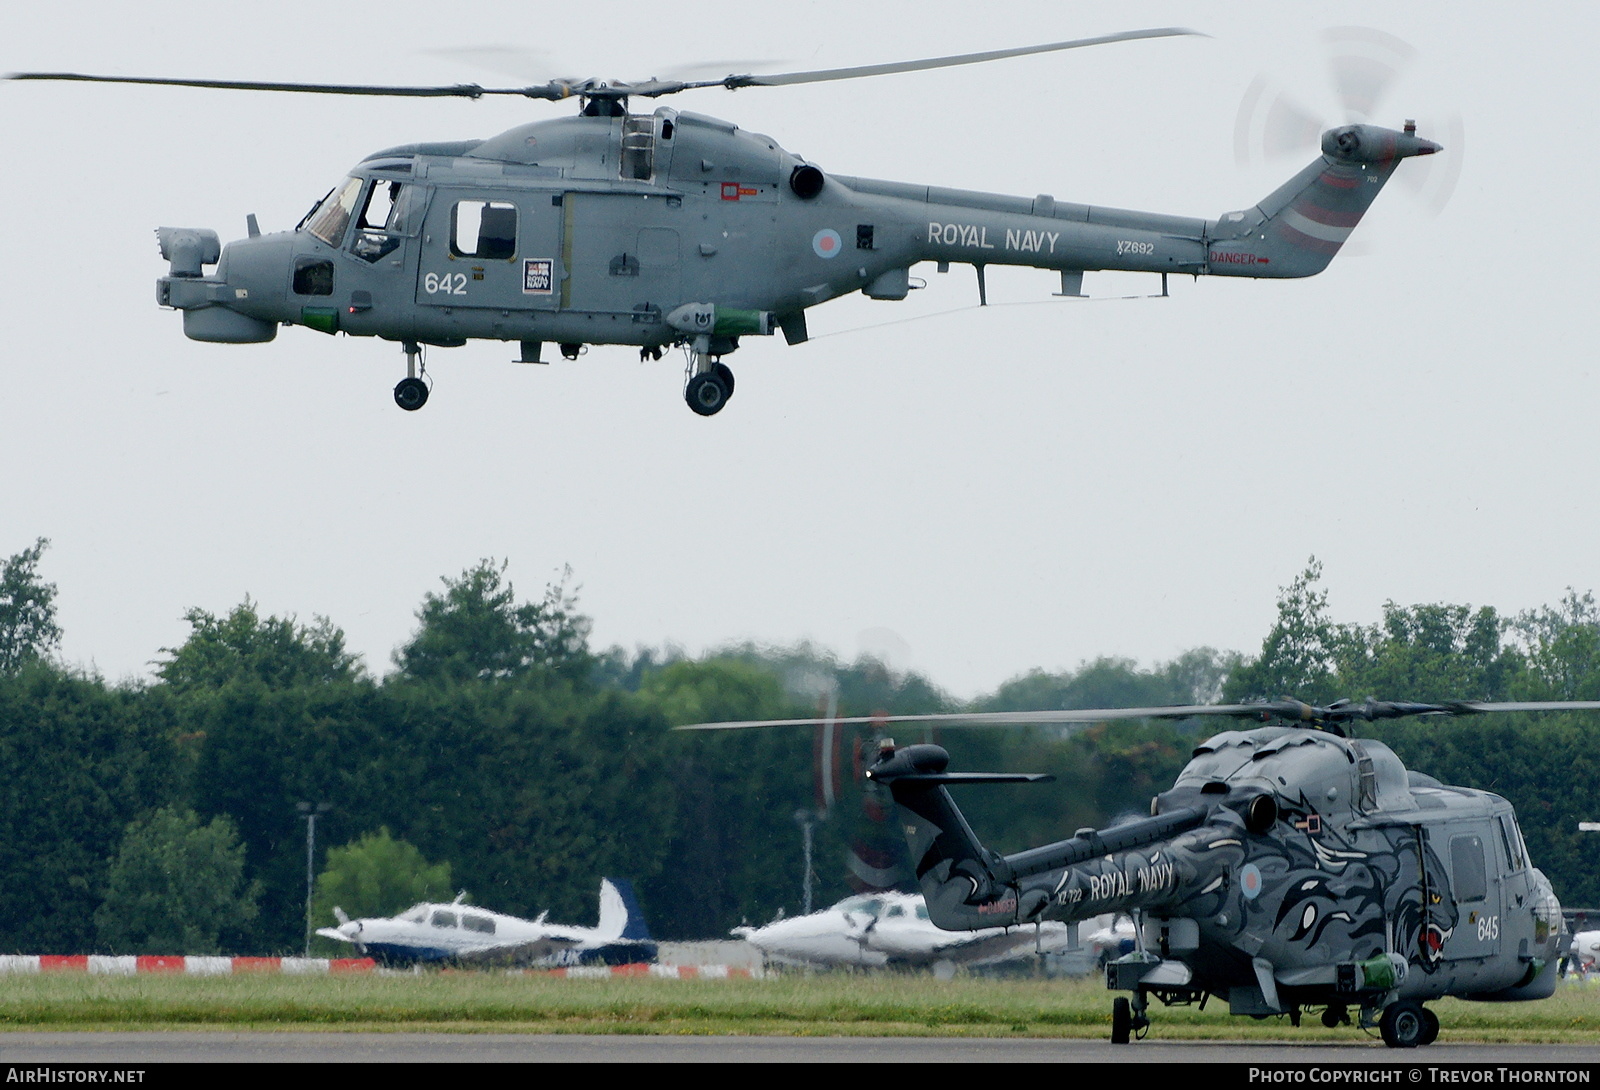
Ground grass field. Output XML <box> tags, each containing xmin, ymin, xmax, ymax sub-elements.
<box><xmin>5</xmin><ymin>972</ymin><xmax>1600</xmax><ymax>1041</ymax></box>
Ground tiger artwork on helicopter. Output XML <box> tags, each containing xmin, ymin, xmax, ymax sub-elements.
<box><xmin>863</xmin><ymin>714</ymin><xmax>1564</xmax><ymax>1047</ymax></box>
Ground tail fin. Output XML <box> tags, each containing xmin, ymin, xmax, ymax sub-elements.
<box><xmin>867</xmin><ymin>743</ymin><xmax>1045</xmax><ymax>931</ymax></box>
<box><xmin>595</xmin><ymin>878</ymin><xmax>653</xmax><ymax>942</ymax></box>
<box><xmin>1207</xmin><ymin>123</ymin><xmax>1441</xmax><ymax>278</ymax></box>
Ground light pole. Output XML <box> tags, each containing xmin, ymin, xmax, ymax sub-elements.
<box><xmin>297</xmin><ymin>801</ymin><xmax>332</xmax><ymax>957</ymax></box>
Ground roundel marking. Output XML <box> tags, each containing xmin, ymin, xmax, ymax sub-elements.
<box><xmin>1239</xmin><ymin>862</ymin><xmax>1263</xmax><ymax>901</ymax></box>
<box><xmin>812</xmin><ymin>228</ymin><xmax>843</xmax><ymax>258</ymax></box>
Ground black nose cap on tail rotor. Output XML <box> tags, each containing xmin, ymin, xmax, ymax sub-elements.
<box><xmin>1322</xmin><ymin>123</ymin><xmax>1442</xmax><ymax>162</ymax></box>
<box><xmin>866</xmin><ymin>743</ymin><xmax>949</xmax><ymax>782</ymax></box>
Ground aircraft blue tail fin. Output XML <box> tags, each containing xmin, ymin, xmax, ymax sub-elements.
<box><xmin>596</xmin><ymin>878</ymin><xmax>653</xmax><ymax>942</ymax></box>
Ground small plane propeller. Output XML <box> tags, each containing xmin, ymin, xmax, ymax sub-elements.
<box><xmin>5</xmin><ymin>28</ymin><xmax>1201</xmax><ymax>105</ymax></box>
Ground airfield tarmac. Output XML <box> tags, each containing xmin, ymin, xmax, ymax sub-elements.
<box><xmin>5</xmin><ymin>1033</ymin><xmax>1600</xmax><ymax>1063</ymax></box>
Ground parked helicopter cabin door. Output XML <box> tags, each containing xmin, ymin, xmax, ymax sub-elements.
<box><xmin>416</xmin><ymin>190</ymin><xmax>562</xmax><ymax>312</ymax></box>
<box><xmin>1441</xmin><ymin>824</ymin><xmax>1504</xmax><ymax>960</ymax></box>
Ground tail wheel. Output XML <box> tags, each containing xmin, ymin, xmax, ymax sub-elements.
<box><xmin>1379</xmin><ymin>1000</ymin><xmax>1426</xmax><ymax>1048</ymax></box>
<box><xmin>1111</xmin><ymin>997</ymin><xmax>1131</xmax><ymax>1045</ymax></box>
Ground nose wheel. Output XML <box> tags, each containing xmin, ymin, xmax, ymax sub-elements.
<box><xmin>394</xmin><ymin>377</ymin><xmax>429</xmax><ymax>411</ymax></box>
<box><xmin>393</xmin><ymin>340</ymin><xmax>430</xmax><ymax>411</ymax></box>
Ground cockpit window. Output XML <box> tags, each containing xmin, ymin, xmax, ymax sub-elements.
<box><xmin>1499</xmin><ymin>814</ymin><xmax>1527</xmax><ymax>872</ymax></box>
<box><xmin>351</xmin><ymin>180</ymin><xmax>426</xmax><ymax>262</ymax></box>
<box><xmin>304</xmin><ymin>176</ymin><xmax>364</xmax><ymax>247</ymax></box>
<box><xmin>430</xmin><ymin>910</ymin><xmax>459</xmax><ymax>928</ymax></box>
<box><xmin>837</xmin><ymin>896</ymin><xmax>884</xmax><ymax>916</ymax></box>
<box><xmin>360</xmin><ymin>181</ymin><xmax>399</xmax><ymax>231</ymax></box>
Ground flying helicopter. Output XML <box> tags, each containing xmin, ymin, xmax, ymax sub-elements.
<box><xmin>683</xmin><ymin>697</ymin><xmax>1600</xmax><ymax>1047</ymax></box>
<box><xmin>6</xmin><ymin>28</ymin><xmax>1441</xmax><ymax>417</ymax></box>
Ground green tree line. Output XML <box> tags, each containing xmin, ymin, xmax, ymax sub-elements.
<box><xmin>3</xmin><ymin>541</ymin><xmax>1600</xmax><ymax>953</ymax></box>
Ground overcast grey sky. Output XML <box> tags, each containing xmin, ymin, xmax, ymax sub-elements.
<box><xmin>2</xmin><ymin>1</ymin><xmax>1594</xmax><ymax>697</ymax></box>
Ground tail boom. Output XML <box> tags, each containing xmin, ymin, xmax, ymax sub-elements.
<box><xmin>871</xmin><ymin>744</ymin><xmax>1236</xmax><ymax>932</ymax></box>
<box><xmin>831</xmin><ymin>123</ymin><xmax>1439</xmax><ymax>294</ymax></box>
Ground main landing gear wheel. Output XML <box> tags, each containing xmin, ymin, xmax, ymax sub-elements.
<box><xmin>1418</xmin><ymin>1007</ymin><xmax>1440</xmax><ymax>1046</ymax></box>
<box><xmin>713</xmin><ymin>362</ymin><xmax>735</xmax><ymax>397</ymax></box>
<box><xmin>393</xmin><ymin>376</ymin><xmax>429</xmax><ymax>411</ymax></box>
<box><xmin>1111</xmin><ymin>997</ymin><xmax>1131</xmax><ymax>1044</ymax></box>
<box><xmin>1379</xmin><ymin>1000</ymin><xmax>1427</xmax><ymax>1048</ymax></box>
<box><xmin>686</xmin><ymin>370</ymin><xmax>731</xmax><ymax>416</ymax></box>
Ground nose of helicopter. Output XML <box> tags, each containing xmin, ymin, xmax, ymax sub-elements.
<box><xmin>216</xmin><ymin>231</ymin><xmax>294</xmax><ymax>313</ymax></box>
<box><xmin>159</xmin><ymin>229</ymin><xmax>291</xmax><ymax>344</ymax></box>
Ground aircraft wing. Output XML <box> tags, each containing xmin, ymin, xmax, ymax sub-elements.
<box><xmin>876</xmin><ymin>923</ymin><xmax>1078</xmax><ymax>967</ymax></box>
<box><xmin>452</xmin><ymin>935</ymin><xmax>582</xmax><ymax>966</ymax></box>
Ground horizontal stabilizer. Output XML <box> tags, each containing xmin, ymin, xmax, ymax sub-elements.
<box><xmin>869</xmin><ymin>771</ymin><xmax>1053</xmax><ymax>785</ymax></box>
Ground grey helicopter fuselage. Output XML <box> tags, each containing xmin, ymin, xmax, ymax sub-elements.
<box><xmin>155</xmin><ymin>103</ymin><xmax>1438</xmax><ymax>412</ymax></box>
<box><xmin>872</xmin><ymin>726</ymin><xmax>1562</xmax><ymax>1032</ymax></box>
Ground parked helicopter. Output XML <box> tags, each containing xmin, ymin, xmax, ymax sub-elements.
<box><xmin>684</xmin><ymin>698</ymin><xmax>1600</xmax><ymax>1047</ymax></box>
<box><xmin>7</xmin><ymin>28</ymin><xmax>1441</xmax><ymax>417</ymax></box>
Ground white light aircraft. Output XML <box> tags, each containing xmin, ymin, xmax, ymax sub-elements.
<box><xmin>316</xmin><ymin>877</ymin><xmax>656</xmax><ymax>967</ymax></box>
<box><xmin>1569</xmin><ymin>929</ymin><xmax>1600</xmax><ymax>976</ymax></box>
<box><xmin>733</xmin><ymin>891</ymin><xmax>1100</xmax><ymax>972</ymax></box>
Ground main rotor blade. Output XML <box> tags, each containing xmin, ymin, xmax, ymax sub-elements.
<box><xmin>677</xmin><ymin>705</ymin><xmax>1265</xmax><ymax>730</ymax></box>
<box><xmin>1446</xmin><ymin>701</ymin><xmax>1600</xmax><ymax>715</ymax></box>
<box><xmin>689</xmin><ymin>28</ymin><xmax>1203</xmax><ymax>90</ymax></box>
<box><xmin>9</xmin><ymin>29</ymin><xmax>1199</xmax><ymax>104</ymax></box>
<box><xmin>674</xmin><ymin>699</ymin><xmax>1600</xmax><ymax>731</ymax></box>
<box><xmin>3</xmin><ymin>72</ymin><xmax>576</xmax><ymax>100</ymax></box>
